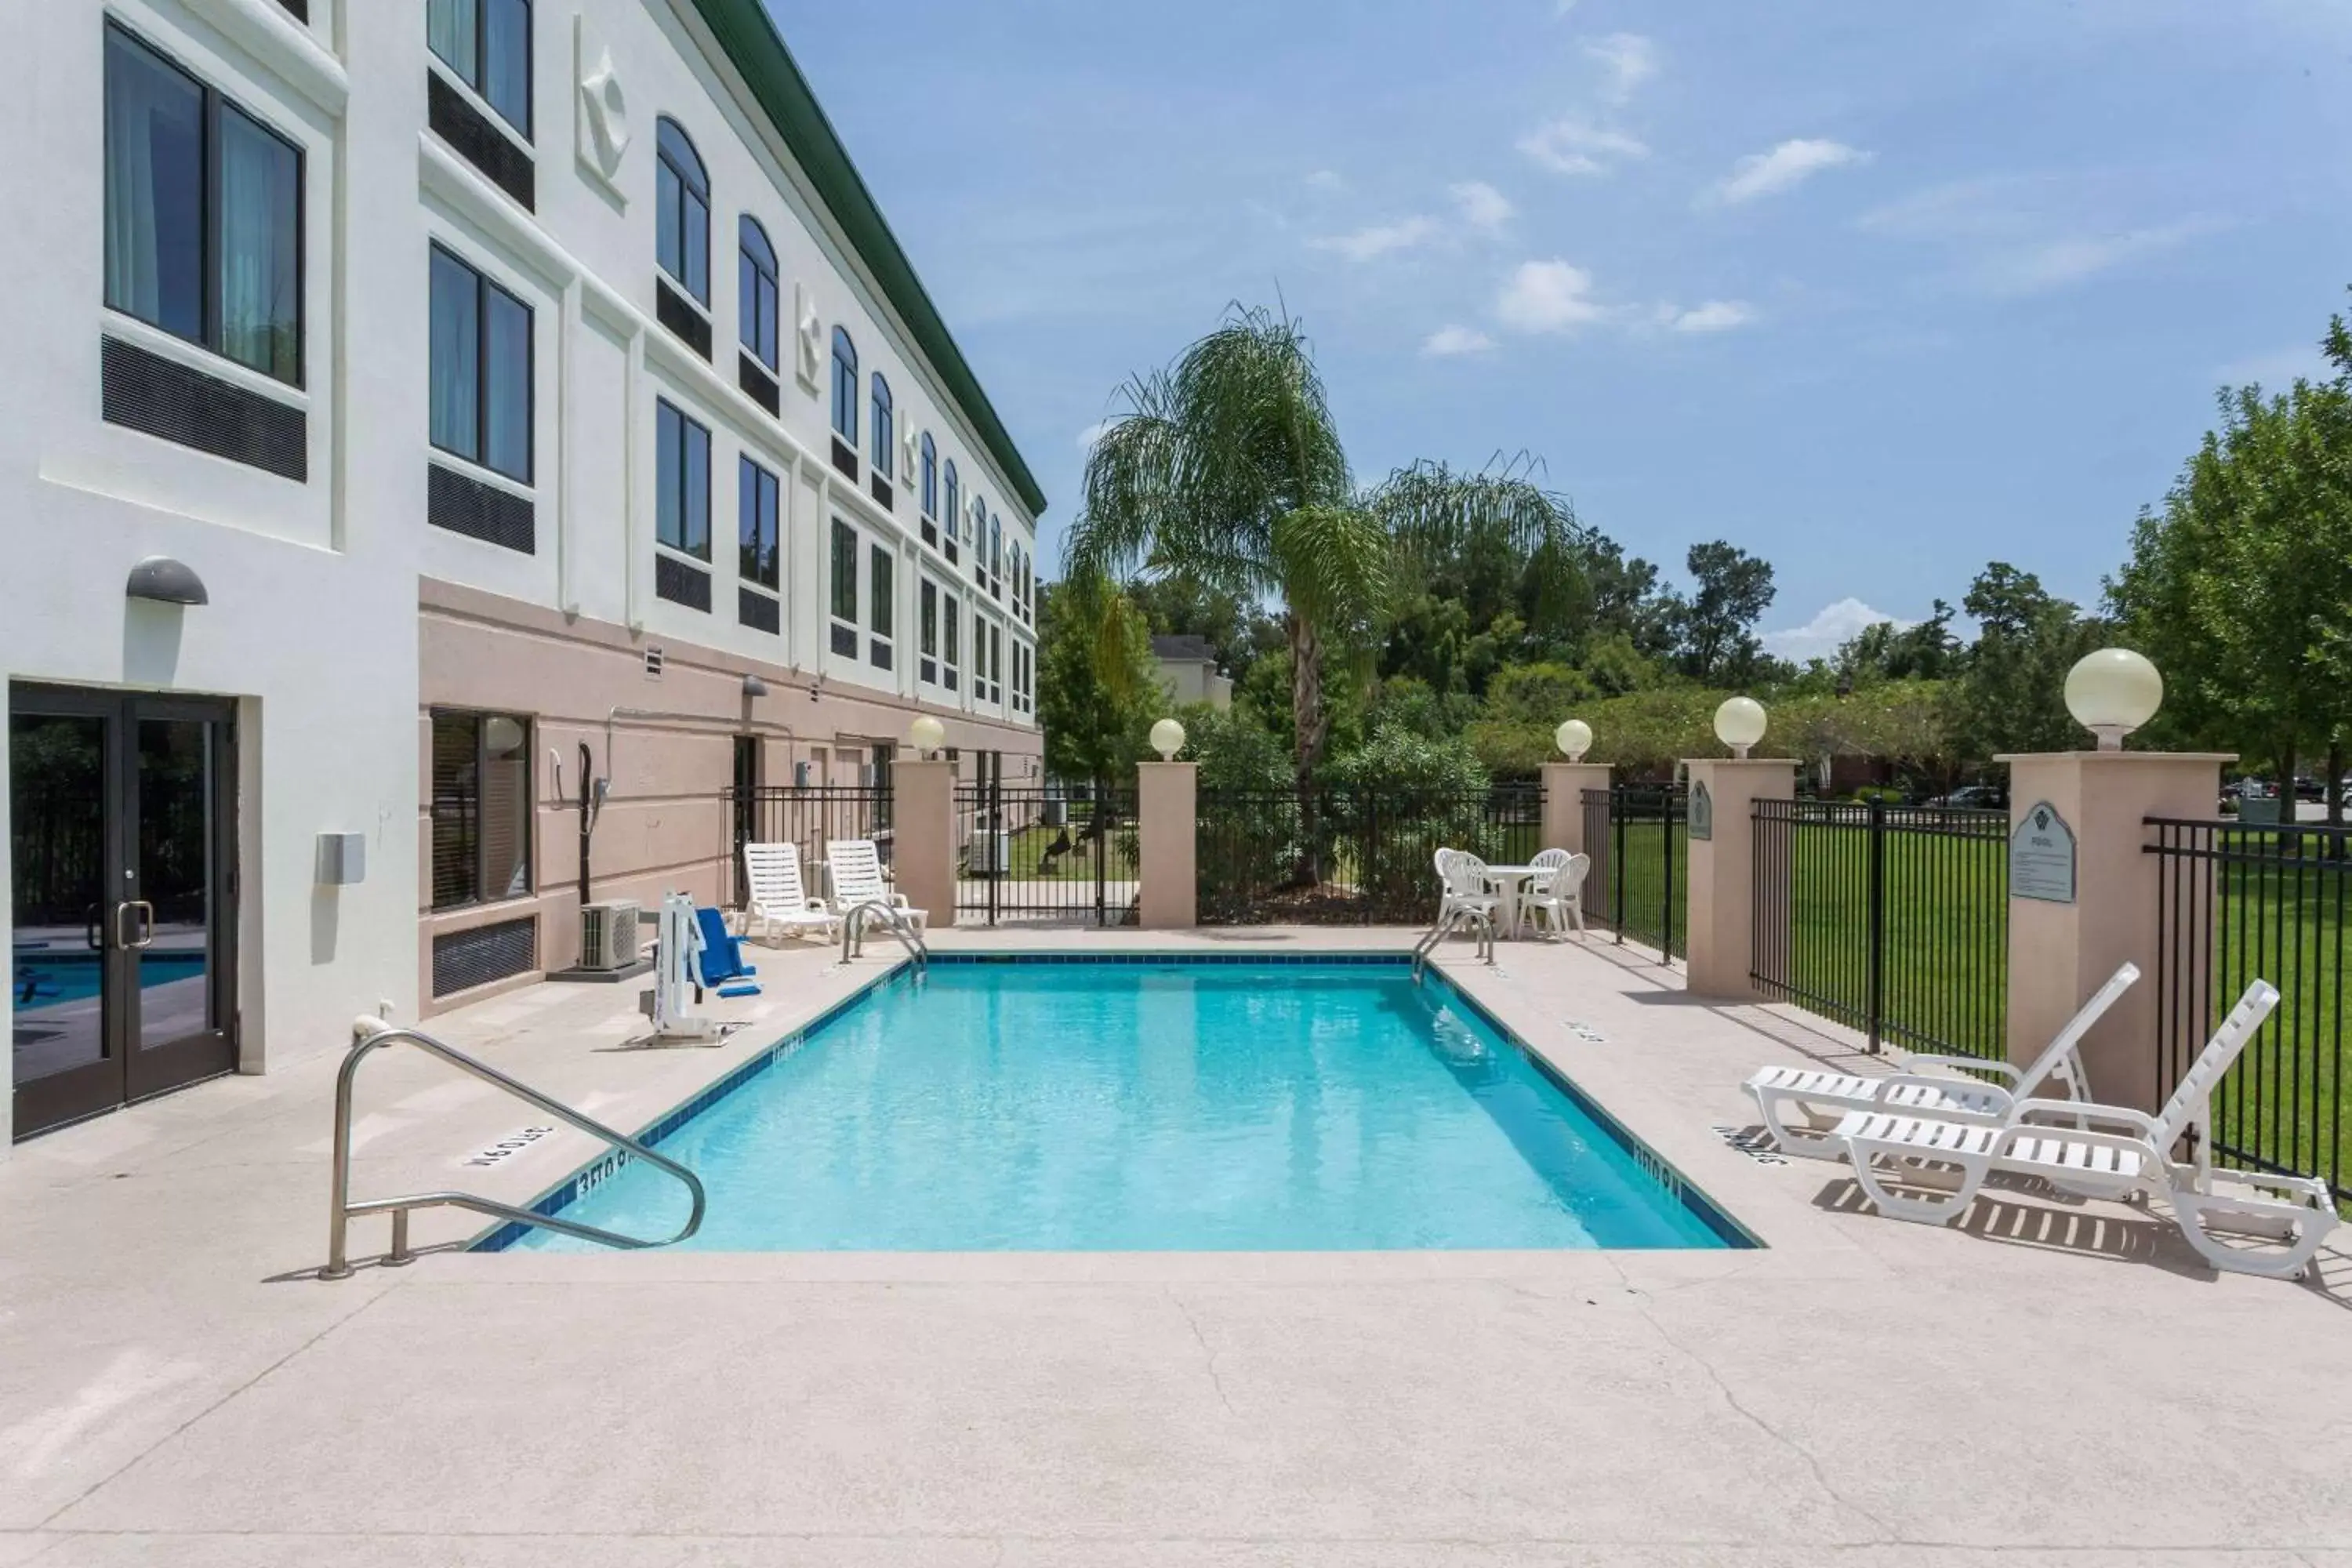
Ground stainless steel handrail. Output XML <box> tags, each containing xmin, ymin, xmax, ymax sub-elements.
<box><xmin>839</xmin><ymin>898</ymin><xmax>928</xmax><ymax>971</ymax></box>
<box><xmin>321</xmin><ymin>1023</ymin><xmax>706</xmax><ymax>1279</ymax></box>
<box><xmin>1413</xmin><ymin>906</ymin><xmax>1495</xmax><ymax>977</ymax></box>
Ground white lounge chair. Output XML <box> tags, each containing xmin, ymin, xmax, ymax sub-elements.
<box><xmin>1520</xmin><ymin>848</ymin><xmax>1588</xmax><ymax>940</ymax></box>
<box><xmin>1839</xmin><ymin>978</ymin><xmax>2340</xmax><ymax>1279</ymax></box>
<box><xmin>1745</xmin><ymin>962</ymin><xmax>2136</xmax><ymax>1162</ymax></box>
<box><xmin>825</xmin><ymin>838</ymin><xmax>927</xmax><ymax>935</ymax></box>
<box><xmin>739</xmin><ymin>842</ymin><xmax>842</xmax><ymax>946</ymax></box>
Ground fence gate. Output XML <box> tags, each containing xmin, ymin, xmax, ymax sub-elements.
<box><xmin>1750</xmin><ymin>799</ymin><xmax>2007</xmax><ymax>1058</ymax></box>
<box><xmin>955</xmin><ymin>778</ymin><xmax>1138</xmax><ymax>927</ymax></box>
<box><xmin>2147</xmin><ymin>815</ymin><xmax>2349</xmax><ymax>1209</ymax></box>
<box><xmin>1582</xmin><ymin>786</ymin><xmax>1684</xmax><ymax>960</ymax></box>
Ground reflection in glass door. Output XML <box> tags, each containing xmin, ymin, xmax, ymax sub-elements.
<box><xmin>10</xmin><ymin>688</ymin><xmax>238</xmax><ymax>1139</ymax></box>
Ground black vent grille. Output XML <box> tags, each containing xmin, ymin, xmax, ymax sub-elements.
<box><xmin>870</xmin><ymin>476</ymin><xmax>894</xmax><ymax>510</ymax></box>
<box><xmin>739</xmin><ymin>587</ymin><xmax>781</xmax><ymax>633</ymax></box>
<box><xmin>427</xmin><ymin>463</ymin><xmax>535</xmax><ymax>554</ymax></box>
<box><xmin>739</xmin><ymin>354</ymin><xmax>780</xmax><ymax>416</ymax></box>
<box><xmin>433</xmin><ymin>916</ymin><xmax>537</xmax><ymax>998</ymax></box>
<box><xmin>655</xmin><ymin>554</ymin><xmax>711</xmax><ymax>612</ymax></box>
<box><xmin>830</xmin><ymin>437</ymin><xmax>858</xmax><ymax>480</ymax></box>
<box><xmin>428</xmin><ymin>71</ymin><xmax>534</xmax><ymax>209</ymax></box>
<box><xmin>103</xmin><ymin>336</ymin><xmax>307</xmax><ymax>481</ymax></box>
<box><xmin>656</xmin><ymin>279</ymin><xmax>712</xmax><ymax>359</ymax></box>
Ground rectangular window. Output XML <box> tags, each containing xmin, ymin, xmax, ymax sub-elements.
<box><xmin>943</xmin><ymin>602</ymin><xmax>960</xmax><ymax>692</ymax></box>
<box><xmin>992</xmin><ymin>625</ymin><xmax>1004</xmax><ymax>704</ymax></box>
<box><xmin>430</xmin><ymin>710</ymin><xmax>532</xmax><ymax>910</ymax></box>
<box><xmin>429</xmin><ymin>245</ymin><xmax>532</xmax><ymax>483</ymax></box>
<box><xmin>829</xmin><ymin>518</ymin><xmax>858</xmax><ymax>657</ymax></box>
<box><xmin>428</xmin><ymin>0</ymin><xmax>532</xmax><ymax>137</ymax></box>
<box><xmin>869</xmin><ymin>543</ymin><xmax>894</xmax><ymax>670</ymax></box>
<box><xmin>105</xmin><ymin>24</ymin><xmax>303</xmax><ymax>387</ymax></box>
<box><xmin>655</xmin><ymin>399</ymin><xmax>710</xmax><ymax>560</ymax></box>
<box><xmin>738</xmin><ymin>456</ymin><xmax>779</xmax><ymax>591</ymax></box>
<box><xmin>920</xmin><ymin>579</ymin><xmax>938</xmax><ymax>685</ymax></box>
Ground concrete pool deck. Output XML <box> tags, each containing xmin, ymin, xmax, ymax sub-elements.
<box><xmin>2</xmin><ymin>927</ymin><xmax>2347</xmax><ymax>1565</ymax></box>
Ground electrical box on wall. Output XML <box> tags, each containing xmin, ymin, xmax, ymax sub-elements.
<box><xmin>315</xmin><ymin>832</ymin><xmax>367</xmax><ymax>886</ymax></box>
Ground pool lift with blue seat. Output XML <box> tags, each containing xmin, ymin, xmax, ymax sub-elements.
<box><xmin>641</xmin><ymin>892</ymin><xmax>758</xmax><ymax>1043</ymax></box>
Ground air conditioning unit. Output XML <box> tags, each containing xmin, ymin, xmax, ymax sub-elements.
<box><xmin>579</xmin><ymin>901</ymin><xmax>642</xmax><ymax>971</ymax></box>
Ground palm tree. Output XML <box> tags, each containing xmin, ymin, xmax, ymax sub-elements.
<box><xmin>1066</xmin><ymin>307</ymin><xmax>1588</xmax><ymax>881</ymax></box>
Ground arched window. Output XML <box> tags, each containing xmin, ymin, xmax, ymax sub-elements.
<box><xmin>737</xmin><ymin>215</ymin><xmax>777</xmax><ymax>369</ymax></box>
<box><xmin>968</xmin><ymin>495</ymin><xmax>985</xmax><ymax>554</ymax></box>
<box><xmin>655</xmin><ymin>118</ymin><xmax>710</xmax><ymax>306</ymax></box>
<box><xmin>920</xmin><ymin>433</ymin><xmax>938</xmax><ymax>518</ymax></box>
<box><xmin>870</xmin><ymin>372</ymin><xmax>894</xmax><ymax>480</ymax></box>
<box><xmin>989</xmin><ymin>514</ymin><xmax>1004</xmax><ymax>588</ymax></box>
<box><xmin>942</xmin><ymin>459</ymin><xmax>960</xmax><ymax>559</ymax></box>
<box><xmin>829</xmin><ymin>326</ymin><xmax>858</xmax><ymax>446</ymax></box>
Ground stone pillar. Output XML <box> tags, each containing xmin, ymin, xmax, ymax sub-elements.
<box><xmin>1136</xmin><ymin>761</ymin><xmax>1197</xmax><ymax>929</ymax></box>
<box><xmin>1682</xmin><ymin>758</ymin><xmax>1798</xmax><ymax>999</ymax></box>
<box><xmin>1998</xmin><ymin>751</ymin><xmax>2230</xmax><ymax>1111</ymax></box>
<box><xmin>1541</xmin><ymin>762</ymin><xmax>1613</xmax><ymax>858</ymax></box>
<box><xmin>892</xmin><ymin>758</ymin><xmax>956</xmax><ymax>930</ymax></box>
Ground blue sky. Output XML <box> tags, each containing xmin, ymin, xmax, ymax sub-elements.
<box><xmin>775</xmin><ymin>0</ymin><xmax>2352</xmax><ymax>661</ymax></box>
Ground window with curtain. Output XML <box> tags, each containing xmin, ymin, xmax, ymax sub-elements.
<box><xmin>427</xmin><ymin>0</ymin><xmax>531</xmax><ymax>136</ymax></box>
<box><xmin>829</xmin><ymin>327</ymin><xmax>858</xmax><ymax>445</ymax></box>
<box><xmin>429</xmin><ymin>245</ymin><xmax>532</xmax><ymax>483</ymax></box>
<box><xmin>869</xmin><ymin>544</ymin><xmax>894</xmax><ymax>669</ymax></box>
<box><xmin>655</xmin><ymin>117</ymin><xmax>709</xmax><ymax>306</ymax></box>
<box><xmin>738</xmin><ymin>215</ymin><xmax>778</xmax><ymax>369</ymax></box>
<box><xmin>739</xmin><ymin>456</ymin><xmax>779</xmax><ymax>591</ymax></box>
<box><xmin>105</xmin><ymin>24</ymin><xmax>303</xmax><ymax>387</ymax></box>
<box><xmin>655</xmin><ymin>398</ymin><xmax>710</xmax><ymax>559</ymax></box>
<box><xmin>869</xmin><ymin>373</ymin><xmax>895</xmax><ymax>481</ymax></box>
<box><xmin>829</xmin><ymin>519</ymin><xmax>858</xmax><ymax>656</ymax></box>
<box><xmin>430</xmin><ymin>710</ymin><xmax>532</xmax><ymax>909</ymax></box>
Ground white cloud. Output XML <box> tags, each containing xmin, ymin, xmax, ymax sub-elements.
<box><xmin>1450</xmin><ymin>180</ymin><xmax>1514</xmax><ymax>233</ymax></box>
<box><xmin>1981</xmin><ymin>219</ymin><xmax>2220</xmax><ymax>296</ymax></box>
<box><xmin>1422</xmin><ymin>325</ymin><xmax>1499</xmax><ymax>358</ymax></box>
<box><xmin>1762</xmin><ymin>598</ymin><xmax>1911</xmax><ymax>662</ymax></box>
<box><xmin>1496</xmin><ymin>260</ymin><xmax>1607</xmax><ymax>333</ymax></box>
<box><xmin>1312</xmin><ymin>214</ymin><xmax>1440</xmax><ymax>262</ymax></box>
<box><xmin>1077</xmin><ymin>419</ymin><xmax>1114</xmax><ymax>451</ymax></box>
<box><xmin>1517</xmin><ymin>118</ymin><xmax>1649</xmax><ymax>177</ymax></box>
<box><xmin>1662</xmin><ymin>300</ymin><xmax>1756</xmax><ymax>333</ymax></box>
<box><xmin>1713</xmin><ymin>138</ymin><xmax>1870</xmax><ymax>205</ymax></box>
<box><xmin>1585</xmin><ymin>33</ymin><xmax>1658</xmax><ymax>103</ymax></box>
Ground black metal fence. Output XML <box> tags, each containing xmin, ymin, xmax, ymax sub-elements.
<box><xmin>1581</xmin><ymin>786</ymin><xmax>1685</xmax><ymax>960</ymax></box>
<box><xmin>1196</xmin><ymin>782</ymin><xmax>1543</xmax><ymax>924</ymax></box>
<box><xmin>956</xmin><ymin>779</ymin><xmax>1139</xmax><ymax>926</ymax></box>
<box><xmin>728</xmin><ymin>785</ymin><xmax>893</xmax><ymax>907</ymax></box>
<box><xmin>1750</xmin><ymin>800</ymin><xmax>2008</xmax><ymax>1058</ymax></box>
<box><xmin>2147</xmin><ymin>817</ymin><xmax>2349</xmax><ymax>1207</ymax></box>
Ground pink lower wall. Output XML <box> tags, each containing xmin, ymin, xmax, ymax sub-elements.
<box><xmin>416</xmin><ymin>579</ymin><xmax>1041</xmax><ymax>1014</ymax></box>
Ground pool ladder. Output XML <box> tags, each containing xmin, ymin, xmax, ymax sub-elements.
<box><xmin>1412</xmin><ymin>906</ymin><xmax>1496</xmax><ymax>978</ymax></box>
<box><xmin>839</xmin><ymin>899</ymin><xmax>929</xmax><ymax>972</ymax></box>
<box><xmin>321</xmin><ymin>1021</ymin><xmax>706</xmax><ymax>1279</ymax></box>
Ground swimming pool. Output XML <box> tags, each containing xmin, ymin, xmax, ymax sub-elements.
<box><xmin>505</xmin><ymin>956</ymin><xmax>1748</xmax><ymax>1252</ymax></box>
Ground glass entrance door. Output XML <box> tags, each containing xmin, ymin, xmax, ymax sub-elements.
<box><xmin>10</xmin><ymin>687</ymin><xmax>238</xmax><ymax>1139</ymax></box>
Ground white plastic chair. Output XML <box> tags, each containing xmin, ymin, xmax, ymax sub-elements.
<box><xmin>738</xmin><ymin>842</ymin><xmax>842</xmax><ymax>946</ymax></box>
<box><xmin>824</xmin><ymin>838</ymin><xmax>928</xmax><ymax>935</ymax></box>
<box><xmin>1745</xmin><ymin>962</ymin><xmax>2134</xmax><ymax>1161</ymax></box>
<box><xmin>1838</xmin><ymin>979</ymin><xmax>2339</xmax><ymax>1279</ymax></box>
<box><xmin>1441</xmin><ymin>849</ymin><xmax>1504</xmax><ymax>930</ymax></box>
<box><xmin>1519</xmin><ymin>848</ymin><xmax>1588</xmax><ymax>940</ymax></box>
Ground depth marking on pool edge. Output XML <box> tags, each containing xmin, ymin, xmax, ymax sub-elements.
<box><xmin>1563</xmin><ymin>1021</ymin><xmax>1607</xmax><ymax>1044</ymax></box>
<box><xmin>1711</xmin><ymin>1124</ymin><xmax>1793</xmax><ymax>1167</ymax></box>
<box><xmin>463</xmin><ymin>1126</ymin><xmax>557</xmax><ymax>1168</ymax></box>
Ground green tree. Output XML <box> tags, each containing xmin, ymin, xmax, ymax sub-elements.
<box><xmin>2111</xmin><ymin>314</ymin><xmax>2352</xmax><ymax>801</ymax></box>
<box><xmin>1035</xmin><ymin>574</ymin><xmax>1159</xmax><ymax>785</ymax></box>
<box><xmin>1947</xmin><ymin>563</ymin><xmax>2106</xmax><ymax>760</ymax></box>
<box><xmin>1671</xmin><ymin>541</ymin><xmax>1777</xmax><ymax>685</ymax></box>
<box><xmin>1835</xmin><ymin>601</ymin><xmax>1962</xmax><ymax>684</ymax></box>
<box><xmin>1068</xmin><ymin>307</ymin><xmax>1584</xmax><ymax>877</ymax></box>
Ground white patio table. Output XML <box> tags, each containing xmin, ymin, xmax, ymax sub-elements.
<box><xmin>1479</xmin><ymin>864</ymin><xmax>1544</xmax><ymax>939</ymax></box>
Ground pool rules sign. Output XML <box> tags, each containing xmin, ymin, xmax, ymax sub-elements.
<box><xmin>2009</xmin><ymin>800</ymin><xmax>2078</xmax><ymax>904</ymax></box>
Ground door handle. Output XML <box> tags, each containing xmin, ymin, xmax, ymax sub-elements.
<box><xmin>115</xmin><ymin>901</ymin><xmax>156</xmax><ymax>951</ymax></box>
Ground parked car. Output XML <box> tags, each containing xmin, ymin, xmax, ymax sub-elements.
<box><xmin>1929</xmin><ymin>784</ymin><xmax>2006</xmax><ymax>810</ymax></box>
<box><xmin>2295</xmin><ymin>776</ymin><xmax>2325</xmax><ymax>801</ymax></box>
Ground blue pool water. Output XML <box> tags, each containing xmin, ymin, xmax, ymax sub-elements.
<box><xmin>12</xmin><ymin>950</ymin><xmax>205</xmax><ymax>1007</ymax></box>
<box><xmin>517</xmin><ymin>959</ymin><xmax>1740</xmax><ymax>1252</ymax></box>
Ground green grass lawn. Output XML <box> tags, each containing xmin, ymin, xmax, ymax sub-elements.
<box><xmin>1595</xmin><ymin>820</ymin><xmax>1687</xmax><ymax>960</ymax></box>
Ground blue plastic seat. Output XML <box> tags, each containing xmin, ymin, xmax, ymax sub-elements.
<box><xmin>693</xmin><ymin>907</ymin><xmax>759</xmax><ymax>995</ymax></box>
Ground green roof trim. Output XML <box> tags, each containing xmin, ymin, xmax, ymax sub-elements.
<box><xmin>689</xmin><ymin>0</ymin><xmax>1048</xmax><ymax>517</ymax></box>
